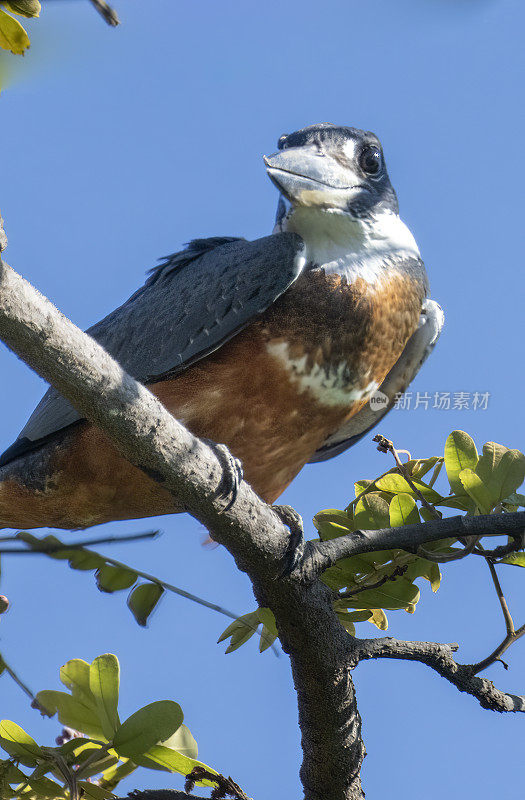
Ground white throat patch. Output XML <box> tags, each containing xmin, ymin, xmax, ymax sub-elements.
<box><xmin>275</xmin><ymin>205</ymin><xmax>420</xmax><ymax>286</ymax></box>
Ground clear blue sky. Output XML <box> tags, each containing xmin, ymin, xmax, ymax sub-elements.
<box><xmin>0</xmin><ymin>0</ymin><xmax>524</xmax><ymax>797</ymax></box>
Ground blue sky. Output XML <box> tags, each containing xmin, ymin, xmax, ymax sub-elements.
<box><xmin>0</xmin><ymin>0</ymin><xmax>524</xmax><ymax>797</ymax></box>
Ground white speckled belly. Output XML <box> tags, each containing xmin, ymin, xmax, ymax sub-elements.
<box><xmin>266</xmin><ymin>340</ymin><xmax>378</xmax><ymax>407</ymax></box>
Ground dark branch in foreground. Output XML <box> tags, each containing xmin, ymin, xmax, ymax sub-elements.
<box><xmin>352</xmin><ymin>638</ymin><xmax>525</xmax><ymax>713</ymax></box>
<box><xmin>299</xmin><ymin>512</ymin><xmax>525</xmax><ymax>581</ymax></box>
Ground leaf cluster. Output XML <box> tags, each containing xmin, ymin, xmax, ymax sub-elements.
<box><xmin>0</xmin><ymin>654</ymin><xmax>217</xmax><ymax>800</ymax></box>
<box><xmin>219</xmin><ymin>431</ymin><xmax>525</xmax><ymax>651</ymax></box>
<box><xmin>0</xmin><ymin>1</ymin><xmax>39</xmax><ymax>55</ymax></box>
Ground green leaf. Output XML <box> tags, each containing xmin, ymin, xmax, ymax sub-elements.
<box><xmin>376</xmin><ymin>473</ymin><xmax>442</xmax><ymax>503</ymax></box>
<box><xmin>444</xmin><ymin>431</ymin><xmax>479</xmax><ymax>494</ymax></box>
<box><xmin>435</xmin><ymin>494</ymin><xmax>474</xmax><ymax>512</ymax></box>
<box><xmin>406</xmin><ymin>456</ymin><xmax>442</xmax><ymax>480</ymax></box>
<box><xmin>25</xmin><ymin>775</ymin><xmax>66</xmax><ymax>798</ymax></box>
<box><xmin>354</xmin><ymin>480</ymin><xmax>373</xmax><ymax>497</ymax></box>
<box><xmin>78</xmin><ymin>781</ymin><xmax>115</xmax><ymax>799</ymax></box>
<box><xmin>224</xmin><ymin>626</ymin><xmax>256</xmax><ymax>654</ymax></box>
<box><xmin>368</xmin><ymin>608</ymin><xmax>388</xmax><ymax>630</ymax></box>
<box><xmin>35</xmin><ymin>690</ymin><xmax>106</xmax><ymax>740</ymax></box>
<box><xmin>89</xmin><ymin>655</ymin><xmax>120</xmax><ymax>740</ymax></box>
<box><xmin>389</xmin><ymin>493</ymin><xmax>420</xmax><ymax>527</ymax></box>
<box><xmin>3</xmin><ymin>1</ymin><xmax>41</xmax><ymax>18</ymax></box>
<box><xmin>404</xmin><ymin>558</ymin><xmax>441</xmax><ymax>592</ymax></box>
<box><xmin>217</xmin><ymin>611</ymin><xmax>259</xmax><ymax>653</ymax></box>
<box><xmin>497</xmin><ymin>450</ymin><xmax>525</xmax><ymax>498</ymax></box>
<box><xmin>135</xmin><ymin>746</ymin><xmax>217</xmax><ymax>784</ymax></box>
<box><xmin>333</xmin><ymin>608</ymin><xmax>374</xmax><ymax>623</ymax></box>
<box><xmin>113</xmin><ymin>701</ymin><xmax>183</xmax><ymax>759</ymax></box>
<box><xmin>68</xmin><ymin>551</ymin><xmax>104</xmax><ymax>571</ymax></box>
<box><xmin>500</xmin><ymin>552</ymin><xmax>525</xmax><ymax>567</ymax></box>
<box><xmin>503</xmin><ymin>492</ymin><xmax>525</xmax><ymax>507</ymax></box>
<box><xmin>1</xmin><ymin>760</ymin><xmax>27</xmax><ymax>785</ymax></box>
<box><xmin>353</xmin><ymin>493</ymin><xmax>390</xmax><ymax>529</ymax></box>
<box><xmin>127</xmin><ymin>583</ymin><xmax>164</xmax><ymax>626</ymax></box>
<box><xmin>96</xmin><ymin>565</ymin><xmax>138</xmax><ymax>593</ymax></box>
<box><xmin>313</xmin><ymin>509</ymin><xmax>354</xmax><ymax>539</ymax></box>
<box><xmin>459</xmin><ymin>468</ymin><xmax>494</xmax><ymax>514</ymax></box>
<box><xmin>256</xmin><ymin>608</ymin><xmax>278</xmax><ymax>653</ymax></box>
<box><xmin>0</xmin><ymin>9</ymin><xmax>30</xmax><ymax>53</ymax></box>
<box><xmin>337</xmin><ymin>615</ymin><xmax>356</xmax><ymax>635</ymax></box>
<box><xmin>60</xmin><ymin>659</ymin><xmax>96</xmax><ymax>707</ymax></box>
<box><xmin>420</xmin><ymin>506</ymin><xmax>440</xmax><ymax>522</ymax></box>
<box><xmin>345</xmin><ymin>578</ymin><xmax>420</xmax><ymax>613</ymax></box>
<box><xmin>99</xmin><ymin>757</ymin><xmax>138</xmax><ymax>791</ymax></box>
<box><xmin>0</xmin><ymin>721</ymin><xmax>42</xmax><ymax>766</ymax></box>
<box><xmin>76</xmin><ymin>752</ymin><xmax>118</xmax><ymax>780</ymax></box>
<box><xmin>160</xmin><ymin>724</ymin><xmax>198</xmax><ymax>759</ymax></box>
<box><xmin>475</xmin><ymin>442</ymin><xmax>525</xmax><ymax>505</ymax></box>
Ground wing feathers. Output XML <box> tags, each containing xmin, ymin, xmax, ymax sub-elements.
<box><xmin>0</xmin><ymin>233</ymin><xmax>305</xmax><ymax>466</ymax></box>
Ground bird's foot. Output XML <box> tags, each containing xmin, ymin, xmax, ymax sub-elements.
<box><xmin>208</xmin><ymin>442</ymin><xmax>244</xmax><ymax>512</ymax></box>
<box><xmin>272</xmin><ymin>504</ymin><xmax>305</xmax><ymax>575</ymax></box>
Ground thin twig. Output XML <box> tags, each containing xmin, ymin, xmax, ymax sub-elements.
<box><xmin>338</xmin><ymin>565</ymin><xmax>407</xmax><ymax>599</ymax></box>
<box><xmin>0</xmin><ymin>656</ymin><xmax>36</xmax><ymax>703</ymax></box>
<box><xmin>469</xmin><ymin>624</ymin><xmax>525</xmax><ymax>675</ymax></box>
<box><xmin>427</xmin><ymin>459</ymin><xmax>443</xmax><ymax>489</ymax></box>
<box><xmin>0</xmin><ymin>654</ymin><xmax>53</xmax><ymax>715</ymax></box>
<box><xmin>417</xmin><ymin>535</ymin><xmax>480</xmax><ymax>563</ymax></box>
<box><xmin>466</xmin><ymin>547</ymin><xmax>525</xmax><ymax>674</ymax></box>
<box><xmin>471</xmin><ymin>534</ymin><xmax>525</xmax><ymax>561</ymax></box>
<box><xmin>373</xmin><ymin>434</ymin><xmax>441</xmax><ymax>520</ymax></box>
<box><xmin>485</xmin><ymin>556</ymin><xmax>515</xmax><ymax>634</ymax></box>
<box><xmin>0</xmin><ymin>530</ymin><xmax>159</xmax><ymax>553</ymax></box>
<box><xmin>353</xmin><ymin>636</ymin><xmax>525</xmax><ymax>712</ymax></box>
<box><xmin>10</xmin><ymin>534</ymin><xmax>279</xmax><ymax>656</ymax></box>
<box><xmin>89</xmin><ymin>0</ymin><xmax>119</xmax><ymax>26</ymax></box>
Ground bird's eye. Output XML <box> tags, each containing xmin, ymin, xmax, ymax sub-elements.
<box><xmin>359</xmin><ymin>146</ymin><xmax>383</xmax><ymax>177</ymax></box>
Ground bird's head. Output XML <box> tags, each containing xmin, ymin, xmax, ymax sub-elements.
<box><xmin>264</xmin><ymin>123</ymin><xmax>399</xmax><ymax>233</ymax></box>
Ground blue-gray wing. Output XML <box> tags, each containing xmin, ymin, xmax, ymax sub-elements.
<box><xmin>309</xmin><ymin>299</ymin><xmax>444</xmax><ymax>462</ymax></box>
<box><xmin>0</xmin><ymin>233</ymin><xmax>305</xmax><ymax>466</ymax></box>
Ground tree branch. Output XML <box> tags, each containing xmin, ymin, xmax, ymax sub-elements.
<box><xmin>352</xmin><ymin>638</ymin><xmax>525</xmax><ymax>713</ymax></box>
<box><xmin>300</xmin><ymin>513</ymin><xmax>525</xmax><ymax>581</ymax></box>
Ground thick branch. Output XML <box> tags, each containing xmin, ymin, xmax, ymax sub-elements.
<box><xmin>0</xmin><ymin>259</ymin><xmax>366</xmax><ymax>799</ymax></box>
<box><xmin>300</xmin><ymin>513</ymin><xmax>525</xmax><ymax>581</ymax></box>
<box><xmin>352</xmin><ymin>637</ymin><xmax>525</xmax><ymax>713</ymax></box>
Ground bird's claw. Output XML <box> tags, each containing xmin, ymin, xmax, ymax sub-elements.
<box><xmin>210</xmin><ymin>442</ymin><xmax>244</xmax><ymax>512</ymax></box>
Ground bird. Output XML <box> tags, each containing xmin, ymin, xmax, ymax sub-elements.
<box><xmin>0</xmin><ymin>123</ymin><xmax>443</xmax><ymax>531</ymax></box>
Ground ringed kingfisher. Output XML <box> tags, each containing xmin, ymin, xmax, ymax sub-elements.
<box><xmin>0</xmin><ymin>123</ymin><xmax>443</xmax><ymax>530</ymax></box>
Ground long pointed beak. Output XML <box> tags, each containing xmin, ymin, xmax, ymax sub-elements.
<box><xmin>263</xmin><ymin>147</ymin><xmax>364</xmax><ymax>208</ymax></box>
